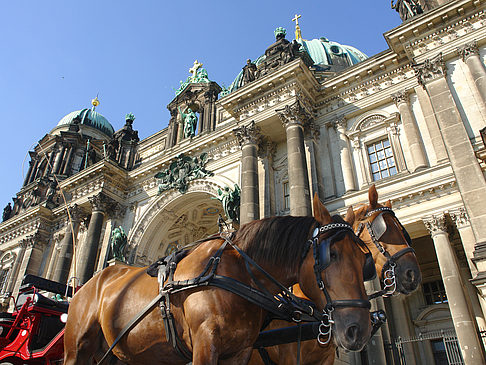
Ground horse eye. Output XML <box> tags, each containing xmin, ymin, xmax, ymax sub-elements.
<box><xmin>330</xmin><ymin>249</ymin><xmax>337</xmax><ymax>261</ymax></box>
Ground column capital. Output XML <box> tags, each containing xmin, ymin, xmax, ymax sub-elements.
<box><xmin>276</xmin><ymin>100</ymin><xmax>313</xmax><ymax>129</ymax></box>
<box><xmin>423</xmin><ymin>214</ymin><xmax>447</xmax><ymax>237</ymax></box>
<box><xmin>413</xmin><ymin>53</ymin><xmax>446</xmax><ymax>88</ymax></box>
<box><xmin>332</xmin><ymin>115</ymin><xmax>348</xmax><ymax>132</ymax></box>
<box><xmin>88</xmin><ymin>193</ymin><xmax>109</xmax><ymax>213</ymax></box>
<box><xmin>391</xmin><ymin>90</ymin><xmax>410</xmax><ymax>106</ymax></box>
<box><xmin>233</xmin><ymin>121</ymin><xmax>262</xmax><ymax>147</ymax></box>
<box><xmin>457</xmin><ymin>41</ymin><xmax>479</xmax><ymax>62</ymax></box>
<box><xmin>66</xmin><ymin>204</ymin><xmax>84</xmax><ymax>223</ymax></box>
<box><xmin>450</xmin><ymin>207</ymin><xmax>470</xmax><ymax>229</ymax></box>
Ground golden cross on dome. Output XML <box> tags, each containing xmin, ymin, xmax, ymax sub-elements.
<box><xmin>292</xmin><ymin>14</ymin><xmax>301</xmax><ymax>26</ymax></box>
<box><xmin>292</xmin><ymin>14</ymin><xmax>303</xmax><ymax>40</ymax></box>
<box><xmin>189</xmin><ymin>60</ymin><xmax>203</xmax><ymax>79</ymax></box>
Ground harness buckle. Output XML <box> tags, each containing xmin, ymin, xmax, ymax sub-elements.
<box><xmin>292</xmin><ymin>310</ymin><xmax>303</xmax><ymax>323</ymax></box>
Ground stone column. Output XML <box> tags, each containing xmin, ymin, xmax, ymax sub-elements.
<box><xmin>52</xmin><ymin>205</ymin><xmax>82</xmax><ymax>284</ymax></box>
<box><xmin>23</xmin><ymin>158</ymin><xmax>35</xmax><ymax>186</ymax></box>
<box><xmin>27</xmin><ymin>156</ymin><xmax>39</xmax><ymax>184</ymax></box>
<box><xmin>4</xmin><ymin>245</ymin><xmax>26</xmax><ymax>295</ymax></box>
<box><xmin>388</xmin><ymin>119</ymin><xmax>408</xmax><ymax>172</ymax></box>
<box><xmin>451</xmin><ymin>208</ymin><xmax>486</xmax><ymax>322</ymax></box>
<box><xmin>276</xmin><ymin>101</ymin><xmax>312</xmax><ymax>216</ymax></box>
<box><xmin>414</xmin><ymin>85</ymin><xmax>448</xmax><ymax>163</ymax></box>
<box><xmin>77</xmin><ymin>194</ymin><xmax>108</xmax><ymax>284</ymax></box>
<box><xmin>334</xmin><ymin>116</ymin><xmax>356</xmax><ymax>193</ymax></box>
<box><xmin>51</xmin><ymin>145</ymin><xmax>65</xmax><ymax>174</ymax></box>
<box><xmin>458</xmin><ymin>41</ymin><xmax>486</xmax><ymax>108</ymax></box>
<box><xmin>234</xmin><ymin>122</ymin><xmax>260</xmax><ymax>224</ymax></box>
<box><xmin>12</xmin><ymin>234</ymin><xmax>47</xmax><ymax>295</ymax></box>
<box><xmin>391</xmin><ymin>90</ymin><xmax>428</xmax><ymax>172</ymax></box>
<box><xmin>61</xmin><ymin>145</ymin><xmax>74</xmax><ymax>175</ymax></box>
<box><xmin>390</xmin><ymin>295</ymin><xmax>418</xmax><ymax>365</ymax></box>
<box><xmin>413</xmin><ymin>54</ymin><xmax>486</xmax><ymax>264</ymax></box>
<box><xmin>43</xmin><ymin>148</ymin><xmax>56</xmax><ymax>177</ymax></box>
<box><xmin>424</xmin><ymin>215</ymin><xmax>485</xmax><ymax>364</ymax></box>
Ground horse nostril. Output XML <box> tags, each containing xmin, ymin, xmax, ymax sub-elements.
<box><xmin>405</xmin><ymin>269</ymin><xmax>415</xmax><ymax>283</ymax></box>
<box><xmin>345</xmin><ymin>324</ymin><xmax>360</xmax><ymax>343</ymax></box>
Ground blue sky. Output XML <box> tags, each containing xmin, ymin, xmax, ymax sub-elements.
<box><xmin>0</xmin><ymin>1</ymin><xmax>402</xmax><ymax>210</ymax></box>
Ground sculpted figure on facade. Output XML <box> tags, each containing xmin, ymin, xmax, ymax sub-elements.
<box><xmin>155</xmin><ymin>153</ymin><xmax>213</xmax><ymax>194</ymax></box>
<box><xmin>391</xmin><ymin>0</ymin><xmax>423</xmax><ymax>21</ymax></box>
<box><xmin>111</xmin><ymin>226</ymin><xmax>128</xmax><ymax>262</ymax></box>
<box><xmin>2</xmin><ymin>203</ymin><xmax>12</xmax><ymax>222</ymax></box>
<box><xmin>178</xmin><ymin>106</ymin><xmax>198</xmax><ymax>138</ymax></box>
<box><xmin>240</xmin><ymin>59</ymin><xmax>258</xmax><ymax>87</ymax></box>
<box><xmin>213</xmin><ymin>184</ymin><xmax>241</xmax><ymax>223</ymax></box>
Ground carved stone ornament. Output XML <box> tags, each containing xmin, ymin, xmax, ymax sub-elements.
<box><xmin>276</xmin><ymin>100</ymin><xmax>313</xmax><ymax>128</ymax></box>
<box><xmin>413</xmin><ymin>53</ymin><xmax>446</xmax><ymax>88</ymax></box>
<box><xmin>457</xmin><ymin>41</ymin><xmax>479</xmax><ymax>62</ymax></box>
<box><xmin>423</xmin><ymin>214</ymin><xmax>447</xmax><ymax>237</ymax></box>
<box><xmin>154</xmin><ymin>153</ymin><xmax>213</xmax><ymax>194</ymax></box>
<box><xmin>257</xmin><ymin>137</ymin><xmax>277</xmax><ymax>159</ymax></box>
<box><xmin>449</xmin><ymin>208</ymin><xmax>470</xmax><ymax>229</ymax></box>
<box><xmin>333</xmin><ymin>116</ymin><xmax>348</xmax><ymax>132</ymax></box>
<box><xmin>88</xmin><ymin>193</ymin><xmax>109</xmax><ymax>213</ymax></box>
<box><xmin>391</xmin><ymin>90</ymin><xmax>410</xmax><ymax>106</ymax></box>
<box><xmin>233</xmin><ymin>121</ymin><xmax>262</xmax><ymax>146</ymax></box>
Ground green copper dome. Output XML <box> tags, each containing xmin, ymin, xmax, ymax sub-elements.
<box><xmin>298</xmin><ymin>37</ymin><xmax>367</xmax><ymax>68</ymax></box>
<box><xmin>56</xmin><ymin>108</ymin><xmax>115</xmax><ymax>136</ymax></box>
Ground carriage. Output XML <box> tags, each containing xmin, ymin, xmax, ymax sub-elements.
<box><xmin>0</xmin><ymin>275</ymin><xmax>74</xmax><ymax>365</ymax></box>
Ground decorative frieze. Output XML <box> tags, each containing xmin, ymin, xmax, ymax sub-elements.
<box><xmin>407</xmin><ymin>9</ymin><xmax>485</xmax><ymax>57</ymax></box>
<box><xmin>413</xmin><ymin>53</ymin><xmax>446</xmax><ymax>87</ymax></box>
<box><xmin>457</xmin><ymin>40</ymin><xmax>479</xmax><ymax>62</ymax></box>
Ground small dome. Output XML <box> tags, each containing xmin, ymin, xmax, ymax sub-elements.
<box><xmin>56</xmin><ymin>108</ymin><xmax>114</xmax><ymax>136</ymax></box>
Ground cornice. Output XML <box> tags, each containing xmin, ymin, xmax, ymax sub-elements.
<box><xmin>384</xmin><ymin>0</ymin><xmax>485</xmax><ymax>54</ymax></box>
<box><xmin>219</xmin><ymin>59</ymin><xmax>320</xmax><ymax>120</ymax></box>
<box><xmin>385</xmin><ymin>0</ymin><xmax>486</xmax><ymax>61</ymax></box>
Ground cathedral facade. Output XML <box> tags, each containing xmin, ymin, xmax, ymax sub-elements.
<box><xmin>1</xmin><ymin>0</ymin><xmax>486</xmax><ymax>363</ymax></box>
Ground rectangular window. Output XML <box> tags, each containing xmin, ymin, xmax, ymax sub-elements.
<box><xmin>423</xmin><ymin>280</ymin><xmax>448</xmax><ymax>305</ymax></box>
<box><xmin>283</xmin><ymin>182</ymin><xmax>290</xmax><ymax>211</ymax></box>
<box><xmin>367</xmin><ymin>139</ymin><xmax>398</xmax><ymax>181</ymax></box>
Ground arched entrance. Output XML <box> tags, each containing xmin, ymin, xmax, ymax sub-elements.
<box><xmin>128</xmin><ymin>182</ymin><xmax>227</xmax><ymax>265</ymax></box>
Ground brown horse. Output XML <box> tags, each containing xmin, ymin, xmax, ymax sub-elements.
<box><xmin>63</xmin><ymin>195</ymin><xmax>372</xmax><ymax>365</ymax></box>
<box><xmin>249</xmin><ymin>185</ymin><xmax>422</xmax><ymax>365</ymax></box>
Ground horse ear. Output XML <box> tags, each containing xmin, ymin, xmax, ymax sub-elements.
<box><xmin>313</xmin><ymin>193</ymin><xmax>332</xmax><ymax>225</ymax></box>
<box><xmin>384</xmin><ymin>199</ymin><xmax>392</xmax><ymax>208</ymax></box>
<box><xmin>344</xmin><ymin>205</ymin><xmax>355</xmax><ymax>225</ymax></box>
<box><xmin>368</xmin><ymin>184</ymin><xmax>378</xmax><ymax>209</ymax></box>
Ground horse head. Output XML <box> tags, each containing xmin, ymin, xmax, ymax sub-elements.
<box><xmin>350</xmin><ymin>185</ymin><xmax>421</xmax><ymax>295</ymax></box>
<box><xmin>298</xmin><ymin>193</ymin><xmax>371</xmax><ymax>352</ymax></box>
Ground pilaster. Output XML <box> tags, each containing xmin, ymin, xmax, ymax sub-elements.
<box><xmin>333</xmin><ymin>116</ymin><xmax>356</xmax><ymax>193</ymax></box>
<box><xmin>391</xmin><ymin>90</ymin><xmax>428</xmax><ymax>172</ymax></box>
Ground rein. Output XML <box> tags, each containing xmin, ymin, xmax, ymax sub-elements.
<box><xmin>355</xmin><ymin>207</ymin><xmax>415</xmax><ymax>300</ymax></box>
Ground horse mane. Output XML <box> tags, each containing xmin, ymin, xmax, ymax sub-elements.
<box><xmin>353</xmin><ymin>204</ymin><xmax>370</xmax><ymax>222</ymax></box>
<box><xmin>233</xmin><ymin>216</ymin><xmax>319</xmax><ymax>269</ymax></box>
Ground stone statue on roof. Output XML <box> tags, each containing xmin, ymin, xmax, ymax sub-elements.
<box><xmin>391</xmin><ymin>0</ymin><xmax>423</xmax><ymax>21</ymax></box>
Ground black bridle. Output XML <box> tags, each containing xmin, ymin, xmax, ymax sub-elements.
<box><xmin>356</xmin><ymin>207</ymin><xmax>415</xmax><ymax>299</ymax></box>
<box><xmin>304</xmin><ymin>221</ymin><xmax>375</xmax><ymax>344</ymax></box>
